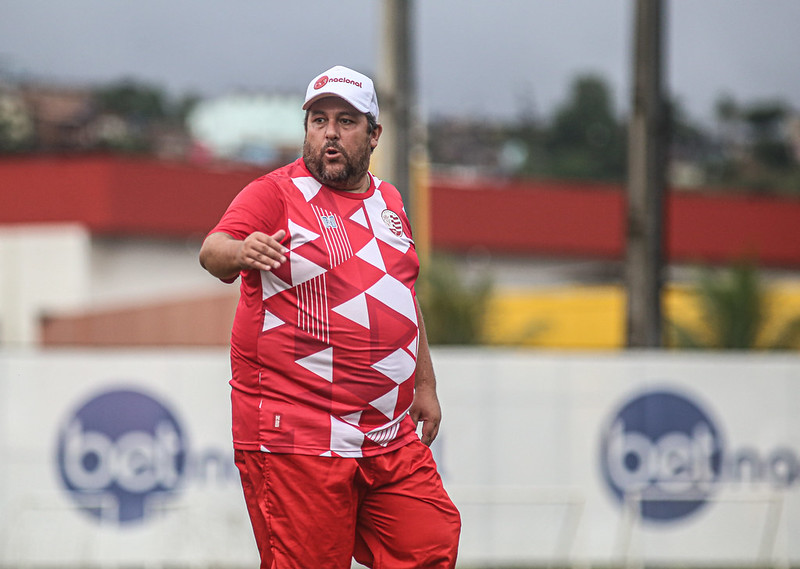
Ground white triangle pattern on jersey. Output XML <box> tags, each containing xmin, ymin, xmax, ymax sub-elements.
<box><xmin>329</xmin><ymin>416</ymin><xmax>364</xmax><ymax>458</ymax></box>
<box><xmin>261</xmin><ymin>270</ymin><xmax>292</xmax><ymax>300</ymax></box>
<box><xmin>349</xmin><ymin>207</ymin><xmax>368</xmax><ymax>228</ymax></box>
<box><xmin>331</xmin><ymin>293</ymin><xmax>370</xmax><ymax>329</ymax></box>
<box><xmin>292</xmin><ymin>176</ymin><xmax>322</xmax><ymax>202</ymax></box>
<box><xmin>262</xmin><ymin>309</ymin><xmax>283</xmax><ymax>332</ymax></box>
<box><xmin>288</xmin><ymin>219</ymin><xmax>320</xmax><ymax>250</ymax></box>
<box><xmin>269</xmin><ymin>174</ymin><xmax>420</xmax><ymax>455</ymax></box>
<box><xmin>296</xmin><ymin>347</ymin><xmax>333</xmax><ymax>382</ymax></box>
<box><xmin>371</xmin><ymin>348</ymin><xmax>416</xmax><ymax>385</ymax></box>
<box><xmin>341</xmin><ymin>411</ymin><xmax>362</xmax><ymax>426</ymax></box>
<box><xmin>407</xmin><ymin>335</ymin><xmax>419</xmax><ymax>358</ymax></box>
<box><xmin>369</xmin><ymin>386</ymin><xmax>399</xmax><ymax>420</ymax></box>
<box><xmin>366</xmin><ymin>274</ymin><xmax>418</xmax><ymax>324</ymax></box>
<box><xmin>355</xmin><ymin>237</ymin><xmax>387</xmax><ymax>272</ymax></box>
<box><xmin>290</xmin><ymin>250</ymin><xmax>327</xmax><ymax>287</ymax></box>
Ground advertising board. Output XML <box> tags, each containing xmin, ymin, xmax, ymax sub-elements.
<box><xmin>1</xmin><ymin>349</ymin><xmax>799</xmax><ymax>568</ymax></box>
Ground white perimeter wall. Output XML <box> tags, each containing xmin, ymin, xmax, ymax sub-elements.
<box><xmin>1</xmin><ymin>349</ymin><xmax>799</xmax><ymax>568</ymax></box>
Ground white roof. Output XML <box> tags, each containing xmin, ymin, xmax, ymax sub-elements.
<box><xmin>187</xmin><ymin>93</ymin><xmax>305</xmax><ymax>157</ymax></box>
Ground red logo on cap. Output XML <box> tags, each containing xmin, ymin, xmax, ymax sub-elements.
<box><xmin>314</xmin><ymin>76</ymin><xmax>329</xmax><ymax>90</ymax></box>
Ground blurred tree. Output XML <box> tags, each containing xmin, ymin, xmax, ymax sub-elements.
<box><xmin>428</xmin><ymin>74</ymin><xmax>798</xmax><ymax>194</ymax></box>
<box><xmin>668</xmin><ymin>262</ymin><xmax>800</xmax><ymax>350</ymax></box>
<box><xmin>542</xmin><ymin>74</ymin><xmax>626</xmax><ymax>181</ymax></box>
<box><xmin>417</xmin><ymin>256</ymin><xmax>492</xmax><ymax>345</ymax></box>
<box><xmin>709</xmin><ymin>94</ymin><xmax>742</xmax><ymax>178</ymax></box>
<box><xmin>668</xmin><ymin>98</ymin><xmax>710</xmax><ymax>155</ymax></box>
<box><xmin>94</xmin><ymin>79</ymin><xmax>169</xmax><ymax>122</ymax></box>
<box><xmin>743</xmin><ymin>101</ymin><xmax>793</xmax><ymax>170</ymax></box>
<box><xmin>715</xmin><ymin>94</ymin><xmax>739</xmax><ymax>125</ymax></box>
<box><xmin>173</xmin><ymin>93</ymin><xmax>201</xmax><ymax>124</ymax></box>
<box><xmin>708</xmin><ymin>95</ymin><xmax>799</xmax><ymax>193</ymax></box>
<box><xmin>91</xmin><ymin>80</ymin><xmax>197</xmax><ymax>154</ymax></box>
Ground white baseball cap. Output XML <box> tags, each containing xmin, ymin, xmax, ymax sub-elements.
<box><xmin>303</xmin><ymin>65</ymin><xmax>380</xmax><ymax>121</ymax></box>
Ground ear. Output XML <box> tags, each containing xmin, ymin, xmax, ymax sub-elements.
<box><xmin>370</xmin><ymin>124</ymin><xmax>383</xmax><ymax>150</ymax></box>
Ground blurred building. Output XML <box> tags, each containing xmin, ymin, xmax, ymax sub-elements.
<box><xmin>186</xmin><ymin>93</ymin><xmax>304</xmax><ymax>165</ymax></box>
<box><xmin>20</xmin><ymin>84</ymin><xmax>96</xmax><ymax>150</ymax></box>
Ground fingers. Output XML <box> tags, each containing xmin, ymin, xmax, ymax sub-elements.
<box><xmin>410</xmin><ymin>408</ymin><xmax>440</xmax><ymax>446</ymax></box>
<box><xmin>239</xmin><ymin>230</ymin><xmax>288</xmax><ymax>272</ymax></box>
<box><xmin>420</xmin><ymin>419</ymin><xmax>440</xmax><ymax>446</ymax></box>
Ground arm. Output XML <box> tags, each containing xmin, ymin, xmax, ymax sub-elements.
<box><xmin>199</xmin><ymin>229</ymin><xmax>287</xmax><ymax>281</ymax></box>
<box><xmin>409</xmin><ymin>298</ymin><xmax>442</xmax><ymax>446</ymax></box>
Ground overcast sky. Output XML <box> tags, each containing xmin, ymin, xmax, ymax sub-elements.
<box><xmin>2</xmin><ymin>0</ymin><xmax>799</xmax><ymax>124</ymax></box>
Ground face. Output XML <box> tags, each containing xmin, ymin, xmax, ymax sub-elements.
<box><xmin>303</xmin><ymin>97</ymin><xmax>381</xmax><ymax>192</ymax></box>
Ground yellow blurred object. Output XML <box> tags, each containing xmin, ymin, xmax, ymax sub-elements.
<box><xmin>484</xmin><ymin>283</ymin><xmax>800</xmax><ymax>350</ymax></box>
<box><xmin>484</xmin><ymin>286</ymin><xmax>624</xmax><ymax>349</ymax></box>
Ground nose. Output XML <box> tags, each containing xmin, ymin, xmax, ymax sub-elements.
<box><xmin>324</xmin><ymin>120</ymin><xmax>340</xmax><ymax>140</ymax></box>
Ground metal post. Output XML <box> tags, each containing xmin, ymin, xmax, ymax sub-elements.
<box><xmin>379</xmin><ymin>0</ymin><xmax>414</xmax><ymax>211</ymax></box>
<box><xmin>625</xmin><ymin>0</ymin><xmax>668</xmax><ymax>348</ymax></box>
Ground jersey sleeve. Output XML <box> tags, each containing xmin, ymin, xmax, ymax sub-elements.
<box><xmin>209</xmin><ymin>176</ymin><xmax>287</xmax><ymax>240</ymax></box>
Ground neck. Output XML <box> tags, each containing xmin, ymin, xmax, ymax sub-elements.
<box><xmin>331</xmin><ymin>173</ymin><xmax>370</xmax><ymax>194</ymax></box>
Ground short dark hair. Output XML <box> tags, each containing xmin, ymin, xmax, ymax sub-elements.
<box><xmin>303</xmin><ymin>109</ymin><xmax>379</xmax><ymax>134</ymax></box>
<box><xmin>365</xmin><ymin>113</ymin><xmax>378</xmax><ymax>134</ymax></box>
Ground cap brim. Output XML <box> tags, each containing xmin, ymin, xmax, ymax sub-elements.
<box><xmin>302</xmin><ymin>92</ymin><xmax>368</xmax><ymax>115</ymax></box>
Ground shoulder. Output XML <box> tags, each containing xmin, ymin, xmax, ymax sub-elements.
<box><xmin>238</xmin><ymin>160</ymin><xmax>302</xmax><ymax>201</ymax></box>
<box><xmin>372</xmin><ymin>177</ymin><xmax>410</xmax><ymax>226</ymax></box>
<box><xmin>373</xmin><ymin>175</ymin><xmax>404</xmax><ymax>206</ymax></box>
<box><xmin>248</xmin><ymin>161</ymin><xmax>295</xmax><ymax>188</ymax></box>
<box><xmin>249</xmin><ymin>158</ymin><xmax>312</xmax><ymax>193</ymax></box>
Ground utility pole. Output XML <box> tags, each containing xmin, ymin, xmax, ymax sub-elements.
<box><xmin>378</xmin><ymin>0</ymin><xmax>431</xmax><ymax>263</ymax></box>
<box><xmin>378</xmin><ymin>0</ymin><xmax>415</xmax><ymax>210</ymax></box>
<box><xmin>625</xmin><ymin>0</ymin><xmax>668</xmax><ymax>347</ymax></box>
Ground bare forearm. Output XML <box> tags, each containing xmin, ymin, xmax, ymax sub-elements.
<box><xmin>199</xmin><ymin>232</ymin><xmax>245</xmax><ymax>281</ymax></box>
<box><xmin>410</xmin><ymin>299</ymin><xmax>441</xmax><ymax>445</ymax></box>
<box><xmin>414</xmin><ymin>299</ymin><xmax>437</xmax><ymax>392</ymax></box>
<box><xmin>200</xmin><ymin>229</ymin><xmax>288</xmax><ymax>281</ymax></box>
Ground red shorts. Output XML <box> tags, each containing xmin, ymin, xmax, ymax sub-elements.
<box><xmin>235</xmin><ymin>440</ymin><xmax>461</xmax><ymax>569</ymax></box>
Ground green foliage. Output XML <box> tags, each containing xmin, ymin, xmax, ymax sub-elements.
<box><xmin>511</xmin><ymin>74</ymin><xmax>627</xmax><ymax>181</ymax></box>
<box><xmin>94</xmin><ymin>80</ymin><xmax>200</xmax><ymax>125</ymax></box>
<box><xmin>668</xmin><ymin>263</ymin><xmax>800</xmax><ymax>350</ymax></box>
<box><xmin>543</xmin><ymin>75</ymin><xmax>626</xmax><ymax>181</ymax></box>
<box><xmin>417</xmin><ymin>256</ymin><xmax>492</xmax><ymax>345</ymax></box>
<box><xmin>5</xmin><ymin>71</ymin><xmax>798</xmax><ymax>195</ymax></box>
<box><xmin>95</xmin><ymin>79</ymin><xmax>169</xmax><ymax>121</ymax></box>
<box><xmin>89</xmin><ymin>80</ymin><xmax>198</xmax><ymax>154</ymax></box>
<box><xmin>431</xmin><ymin>76</ymin><xmax>800</xmax><ymax>196</ymax></box>
<box><xmin>710</xmin><ymin>96</ymin><xmax>800</xmax><ymax>193</ymax></box>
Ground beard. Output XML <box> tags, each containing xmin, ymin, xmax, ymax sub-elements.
<box><xmin>303</xmin><ymin>138</ymin><xmax>371</xmax><ymax>191</ymax></box>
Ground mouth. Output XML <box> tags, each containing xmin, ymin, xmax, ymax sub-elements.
<box><xmin>324</xmin><ymin>145</ymin><xmax>343</xmax><ymax>160</ymax></box>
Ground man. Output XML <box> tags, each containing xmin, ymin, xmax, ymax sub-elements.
<box><xmin>199</xmin><ymin>65</ymin><xmax>460</xmax><ymax>569</ymax></box>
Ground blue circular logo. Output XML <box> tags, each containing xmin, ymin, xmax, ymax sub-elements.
<box><xmin>56</xmin><ymin>388</ymin><xmax>188</xmax><ymax>524</ymax></box>
<box><xmin>599</xmin><ymin>389</ymin><xmax>724</xmax><ymax>522</ymax></box>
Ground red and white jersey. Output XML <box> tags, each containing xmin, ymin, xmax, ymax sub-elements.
<box><xmin>210</xmin><ymin>158</ymin><xmax>421</xmax><ymax>457</ymax></box>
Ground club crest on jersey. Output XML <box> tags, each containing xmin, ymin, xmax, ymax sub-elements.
<box><xmin>381</xmin><ymin>209</ymin><xmax>403</xmax><ymax>237</ymax></box>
